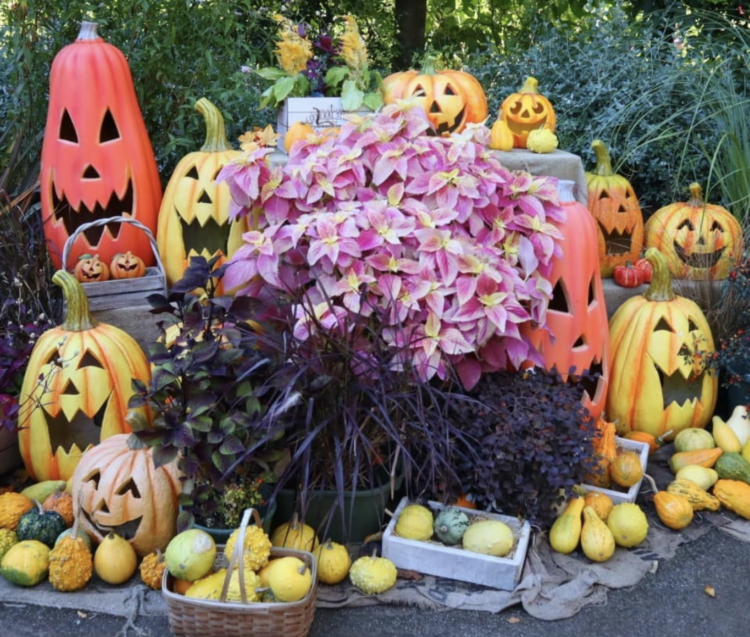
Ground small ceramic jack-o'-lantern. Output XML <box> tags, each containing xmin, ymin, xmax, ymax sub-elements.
<box><xmin>608</xmin><ymin>248</ymin><xmax>718</xmax><ymax>439</ymax></box>
<box><xmin>382</xmin><ymin>57</ymin><xmax>488</xmax><ymax>136</ymax></box>
<box><xmin>644</xmin><ymin>183</ymin><xmax>743</xmax><ymax>280</ymax></box>
<box><xmin>110</xmin><ymin>251</ymin><xmax>146</xmax><ymax>279</ymax></box>
<box><xmin>157</xmin><ymin>98</ymin><xmax>247</xmax><ymax>291</ymax></box>
<box><xmin>18</xmin><ymin>271</ymin><xmax>151</xmax><ymax>481</ymax></box>
<box><xmin>500</xmin><ymin>77</ymin><xmax>556</xmax><ymax>149</ymax></box>
<box><xmin>586</xmin><ymin>140</ymin><xmax>644</xmax><ymax>278</ymax></box>
<box><xmin>40</xmin><ymin>22</ymin><xmax>162</xmax><ymax>271</ymax></box>
<box><xmin>74</xmin><ymin>254</ymin><xmax>109</xmax><ymax>283</ymax></box>
<box><xmin>72</xmin><ymin>434</ymin><xmax>181</xmax><ymax>556</ymax></box>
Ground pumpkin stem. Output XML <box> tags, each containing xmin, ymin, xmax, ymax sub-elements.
<box><xmin>195</xmin><ymin>98</ymin><xmax>233</xmax><ymax>153</ymax></box>
<box><xmin>419</xmin><ymin>55</ymin><xmax>441</xmax><ymax>75</ymax></box>
<box><xmin>53</xmin><ymin>270</ymin><xmax>98</xmax><ymax>331</ymax></box>
<box><xmin>688</xmin><ymin>182</ymin><xmax>705</xmax><ymax>208</ymax></box>
<box><xmin>76</xmin><ymin>22</ymin><xmax>102</xmax><ymax>42</ymax></box>
<box><xmin>519</xmin><ymin>76</ymin><xmax>540</xmax><ymax>94</ymax></box>
<box><xmin>591</xmin><ymin>140</ymin><xmax>614</xmax><ymax>177</ymax></box>
<box><xmin>643</xmin><ymin>248</ymin><xmax>676</xmax><ymax>302</ymax></box>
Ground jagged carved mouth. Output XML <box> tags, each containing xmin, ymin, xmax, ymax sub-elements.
<box><xmin>654</xmin><ymin>363</ymin><xmax>705</xmax><ymax>409</ymax></box>
<box><xmin>597</xmin><ymin>221</ymin><xmax>633</xmax><ymax>256</ymax></box>
<box><xmin>565</xmin><ymin>357</ymin><xmax>605</xmax><ymax>404</ymax></box>
<box><xmin>51</xmin><ymin>180</ymin><xmax>134</xmax><ymax>246</ymax></box>
<box><xmin>506</xmin><ymin>118</ymin><xmax>549</xmax><ymax>137</ymax></box>
<box><xmin>673</xmin><ymin>243</ymin><xmax>724</xmax><ymax>269</ymax></box>
<box><xmin>43</xmin><ymin>394</ymin><xmax>110</xmax><ymax>455</ymax></box>
<box><xmin>178</xmin><ymin>209</ymin><xmax>230</xmax><ymax>257</ymax></box>
<box><xmin>82</xmin><ymin>508</ymin><xmax>143</xmax><ymax>541</ymax></box>
<box><xmin>431</xmin><ymin>105</ymin><xmax>466</xmax><ymax>136</ymax></box>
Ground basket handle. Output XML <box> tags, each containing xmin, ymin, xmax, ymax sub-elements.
<box><xmin>220</xmin><ymin>507</ymin><xmax>264</xmax><ymax>604</ymax></box>
<box><xmin>60</xmin><ymin>215</ymin><xmax>166</xmax><ymax>276</ymax></box>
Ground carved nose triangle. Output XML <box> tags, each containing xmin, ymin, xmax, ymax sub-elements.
<box><xmin>82</xmin><ymin>165</ymin><xmax>100</xmax><ymax>179</ymax></box>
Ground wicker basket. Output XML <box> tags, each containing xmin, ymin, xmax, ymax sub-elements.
<box><xmin>61</xmin><ymin>215</ymin><xmax>167</xmax><ymax>311</ymax></box>
<box><xmin>162</xmin><ymin>508</ymin><xmax>318</xmax><ymax>637</ymax></box>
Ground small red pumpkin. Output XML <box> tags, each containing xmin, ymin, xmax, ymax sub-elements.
<box><xmin>633</xmin><ymin>258</ymin><xmax>653</xmax><ymax>283</ymax></box>
<box><xmin>613</xmin><ymin>262</ymin><xmax>644</xmax><ymax>288</ymax></box>
<box><xmin>74</xmin><ymin>254</ymin><xmax>109</xmax><ymax>282</ymax></box>
<box><xmin>110</xmin><ymin>251</ymin><xmax>146</xmax><ymax>279</ymax></box>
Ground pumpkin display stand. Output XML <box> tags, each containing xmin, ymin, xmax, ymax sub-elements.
<box><xmin>382</xmin><ymin>498</ymin><xmax>531</xmax><ymax>591</ymax></box>
<box><xmin>580</xmin><ymin>437</ymin><xmax>650</xmax><ymax>504</ymax></box>
<box><xmin>162</xmin><ymin>508</ymin><xmax>317</xmax><ymax>637</ymax></box>
<box><xmin>61</xmin><ymin>216</ymin><xmax>167</xmax><ymax>311</ymax></box>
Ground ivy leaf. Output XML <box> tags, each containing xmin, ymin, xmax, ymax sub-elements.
<box><xmin>341</xmin><ymin>80</ymin><xmax>364</xmax><ymax>111</ymax></box>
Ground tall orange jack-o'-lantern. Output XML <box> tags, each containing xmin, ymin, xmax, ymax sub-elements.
<box><xmin>40</xmin><ymin>22</ymin><xmax>162</xmax><ymax>270</ymax></box>
<box><xmin>523</xmin><ymin>180</ymin><xmax>610</xmax><ymax>419</ymax></box>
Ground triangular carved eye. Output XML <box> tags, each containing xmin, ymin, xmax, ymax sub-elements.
<box><xmin>588</xmin><ymin>276</ymin><xmax>597</xmax><ymax>307</ymax></box>
<box><xmin>413</xmin><ymin>84</ymin><xmax>426</xmax><ymax>97</ymax></box>
<box><xmin>78</xmin><ymin>351</ymin><xmax>104</xmax><ymax>369</ymax></box>
<box><xmin>100</xmin><ymin>109</ymin><xmax>120</xmax><ymax>143</ymax></box>
<box><xmin>710</xmin><ymin>221</ymin><xmax>723</xmax><ymax>232</ymax></box>
<box><xmin>186</xmin><ymin>166</ymin><xmax>200</xmax><ymax>180</ymax></box>
<box><xmin>573</xmin><ymin>334</ymin><xmax>587</xmax><ymax>349</ymax></box>
<box><xmin>677</xmin><ymin>219</ymin><xmax>695</xmax><ymax>232</ymax></box>
<box><xmin>654</xmin><ymin>317</ymin><xmax>675</xmax><ymax>333</ymax></box>
<box><xmin>549</xmin><ymin>279</ymin><xmax>570</xmax><ymax>313</ymax></box>
<box><xmin>213</xmin><ymin>167</ymin><xmax>224</xmax><ymax>181</ymax></box>
<box><xmin>444</xmin><ymin>84</ymin><xmax>456</xmax><ymax>96</ymax></box>
<box><xmin>85</xmin><ymin>470</ymin><xmax>101</xmax><ymax>489</ymax></box>
<box><xmin>60</xmin><ymin>110</ymin><xmax>78</xmax><ymax>143</ymax></box>
<box><xmin>116</xmin><ymin>478</ymin><xmax>141</xmax><ymax>498</ymax></box>
<box><xmin>688</xmin><ymin>319</ymin><xmax>699</xmax><ymax>332</ymax></box>
<box><xmin>600</xmin><ymin>189</ymin><xmax>609</xmax><ymax>199</ymax></box>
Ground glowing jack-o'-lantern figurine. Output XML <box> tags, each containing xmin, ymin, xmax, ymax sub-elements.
<box><xmin>644</xmin><ymin>183</ymin><xmax>742</xmax><ymax>280</ymax></box>
<box><xmin>18</xmin><ymin>271</ymin><xmax>152</xmax><ymax>481</ymax></box>
<box><xmin>40</xmin><ymin>22</ymin><xmax>162</xmax><ymax>271</ymax></box>
<box><xmin>607</xmin><ymin>248</ymin><xmax>718</xmax><ymax>439</ymax></box>
<box><xmin>500</xmin><ymin>77</ymin><xmax>556</xmax><ymax>149</ymax></box>
<box><xmin>523</xmin><ymin>180</ymin><xmax>609</xmax><ymax>419</ymax></box>
<box><xmin>156</xmin><ymin>98</ymin><xmax>247</xmax><ymax>290</ymax></box>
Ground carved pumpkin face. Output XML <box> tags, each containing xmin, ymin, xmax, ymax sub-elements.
<box><xmin>110</xmin><ymin>251</ymin><xmax>145</xmax><ymax>279</ymax></box>
<box><xmin>18</xmin><ymin>272</ymin><xmax>151</xmax><ymax>481</ymax></box>
<box><xmin>586</xmin><ymin>140</ymin><xmax>644</xmax><ymax>278</ymax></box>
<box><xmin>40</xmin><ymin>22</ymin><xmax>162</xmax><ymax>271</ymax></box>
<box><xmin>523</xmin><ymin>181</ymin><xmax>609</xmax><ymax>419</ymax></box>
<box><xmin>72</xmin><ymin>434</ymin><xmax>181</xmax><ymax>556</ymax></box>
<box><xmin>500</xmin><ymin>77</ymin><xmax>556</xmax><ymax>149</ymax></box>
<box><xmin>74</xmin><ymin>254</ymin><xmax>109</xmax><ymax>283</ymax></box>
<box><xmin>382</xmin><ymin>61</ymin><xmax>488</xmax><ymax>136</ymax></box>
<box><xmin>608</xmin><ymin>248</ymin><xmax>718</xmax><ymax>439</ymax></box>
<box><xmin>645</xmin><ymin>183</ymin><xmax>743</xmax><ymax>280</ymax></box>
<box><xmin>157</xmin><ymin>98</ymin><xmax>247</xmax><ymax>291</ymax></box>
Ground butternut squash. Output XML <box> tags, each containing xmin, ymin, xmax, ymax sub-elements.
<box><xmin>713</xmin><ymin>479</ymin><xmax>750</xmax><ymax>519</ymax></box>
<box><xmin>668</xmin><ymin>447</ymin><xmax>723</xmax><ymax>473</ymax></box>
<box><xmin>549</xmin><ymin>497</ymin><xmax>584</xmax><ymax>554</ymax></box>
<box><xmin>580</xmin><ymin>506</ymin><xmax>615</xmax><ymax>562</ymax></box>
<box><xmin>666</xmin><ymin>479</ymin><xmax>720</xmax><ymax>512</ymax></box>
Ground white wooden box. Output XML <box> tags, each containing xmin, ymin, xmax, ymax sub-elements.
<box><xmin>580</xmin><ymin>436</ymin><xmax>650</xmax><ymax>504</ymax></box>
<box><xmin>382</xmin><ymin>498</ymin><xmax>531</xmax><ymax>591</ymax></box>
<box><xmin>277</xmin><ymin>97</ymin><xmax>371</xmax><ymax>152</ymax></box>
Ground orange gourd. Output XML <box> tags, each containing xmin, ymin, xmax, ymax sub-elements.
<box><xmin>668</xmin><ymin>447</ymin><xmax>723</xmax><ymax>473</ymax></box>
<box><xmin>500</xmin><ymin>77</ymin><xmax>556</xmax><ymax>149</ymax></box>
<box><xmin>609</xmin><ymin>451</ymin><xmax>643</xmax><ymax>487</ymax></box>
<box><xmin>624</xmin><ymin>432</ymin><xmax>660</xmax><ymax>455</ymax></box>
<box><xmin>523</xmin><ymin>180</ymin><xmax>609</xmax><ymax>419</ymax></box>
<box><xmin>40</xmin><ymin>22</ymin><xmax>161</xmax><ymax>271</ymax></box>
<box><xmin>452</xmin><ymin>494</ymin><xmax>477</xmax><ymax>510</ymax></box>
<box><xmin>593</xmin><ymin>418</ymin><xmax>618</xmax><ymax>463</ymax></box>
<box><xmin>585</xmin><ymin>140</ymin><xmax>644</xmax><ymax>278</ymax></box>
<box><xmin>584</xmin><ymin>492</ymin><xmax>614</xmax><ymax>521</ymax></box>
<box><xmin>382</xmin><ymin>57</ymin><xmax>488</xmax><ymax>136</ymax></box>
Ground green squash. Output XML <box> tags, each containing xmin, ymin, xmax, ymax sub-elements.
<box><xmin>433</xmin><ymin>507</ymin><xmax>470</xmax><ymax>545</ymax></box>
<box><xmin>1</xmin><ymin>540</ymin><xmax>50</xmax><ymax>586</ymax></box>
<box><xmin>715</xmin><ymin>453</ymin><xmax>750</xmax><ymax>485</ymax></box>
<box><xmin>16</xmin><ymin>501</ymin><xmax>66</xmax><ymax>548</ymax></box>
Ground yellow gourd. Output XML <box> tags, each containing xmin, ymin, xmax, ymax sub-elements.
<box><xmin>0</xmin><ymin>540</ymin><xmax>50</xmax><ymax>586</ymax></box>
<box><xmin>349</xmin><ymin>550</ymin><xmax>397</xmax><ymax>595</ymax></box>
<box><xmin>94</xmin><ymin>532</ymin><xmax>138</xmax><ymax>585</ymax></box>
<box><xmin>461</xmin><ymin>520</ymin><xmax>514</xmax><ymax>557</ymax></box>
<box><xmin>549</xmin><ymin>497</ymin><xmax>585</xmax><ymax>554</ymax></box>
<box><xmin>666</xmin><ymin>478</ymin><xmax>720</xmax><ymax>511</ymax></box>
<box><xmin>0</xmin><ymin>529</ymin><xmax>18</xmax><ymax>561</ymax></box>
<box><xmin>489</xmin><ymin>114</ymin><xmax>514</xmax><ymax>151</ymax></box>
<box><xmin>48</xmin><ymin>533</ymin><xmax>93</xmax><ymax>592</ymax></box>
<box><xmin>584</xmin><ymin>492</ymin><xmax>614</xmax><ymax>521</ymax></box>
<box><xmin>580</xmin><ymin>506</ymin><xmax>616</xmax><ymax>562</ymax></box>
<box><xmin>607</xmin><ymin>503</ymin><xmax>649</xmax><ymax>548</ymax></box>
<box><xmin>0</xmin><ymin>493</ymin><xmax>34</xmax><ymax>530</ymax></box>
<box><xmin>313</xmin><ymin>540</ymin><xmax>351</xmax><ymax>585</ymax></box>
<box><xmin>713</xmin><ymin>479</ymin><xmax>750</xmax><ymax>519</ymax></box>
<box><xmin>271</xmin><ymin>514</ymin><xmax>319</xmax><ymax>552</ymax></box>
<box><xmin>674</xmin><ymin>465</ymin><xmax>719</xmax><ymax>491</ymax></box>
<box><xmin>743</xmin><ymin>438</ymin><xmax>750</xmax><ymax>465</ymax></box>
<box><xmin>610</xmin><ymin>451</ymin><xmax>643</xmax><ymax>487</ymax></box>
<box><xmin>712</xmin><ymin>416</ymin><xmax>742</xmax><ymax>453</ymax></box>
<box><xmin>526</xmin><ymin>126</ymin><xmax>559</xmax><ymax>154</ymax></box>
<box><xmin>223</xmin><ymin>525</ymin><xmax>272</xmax><ymax>571</ymax></box>
<box><xmin>395</xmin><ymin>504</ymin><xmax>434</xmax><ymax>541</ymax></box>
<box><xmin>268</xmin><ymin>556</ymin><xmax>312</xmax><ymax>602</ymax></box>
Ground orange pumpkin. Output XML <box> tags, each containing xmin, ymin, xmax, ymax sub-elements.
<box><xmin>284</xmin><ymin>122</ymin><xmax>315</xmax><ymax>153</ymax></box>
<box><xmin>585</xmin><ymin>140</ymin><xmax>644</xmax><ymax>278</ymax></box>
<box><xmin>71</xmin><ymin>434</ymin><xmax>182</xmax><ymax>557</ymax></box>
<box><xmin>110</xmin><ymin>251</ymin><xmax>146</xmax><ymax>279</ymax></box>
<box><xmin>609</xmin><ymin>451</ymin><xmax>643</xmax><ymax>487</ymax></box>
<box><xmin>18</xmin><ymin>271</ymin><xmax>152</xmax><ymax>481</ymax></box>
<box><xmin>500</xmin><ymin>77</ymin><xmax>556</xmax><ymax>149</ymax></box>
<box><xmin>382</xmin><ymin>57</ymin><xmax>488</xmax><ymax>136</ymax></box>
<box><xmin>624</xmin><ymin>431</ymin><xmax>660</xmax><ymax>455</ymax></box>
<box><xmin>40</xmin><ymin>22</ymin><xmax>162</xmax><ymax>271</ymax></box>
<box><xmin>74</xmin><ymin>254</ymin><xmax>109</xmax><ymax>283</ymax></box>
<box><xmin>523</xmin><ymin>180</ymin><xmax>609</xmax><ymax>419</ymax></box>
<box><xmin>645</xmin><ymin>182</ymin><xmax>743</xmax><ymax>280</ymax></box>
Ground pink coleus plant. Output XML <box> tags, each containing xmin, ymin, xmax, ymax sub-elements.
<box><xmin>217</xmin><ymin>103</ymin><xmax>565</xmax><ymax>390</ymax></box>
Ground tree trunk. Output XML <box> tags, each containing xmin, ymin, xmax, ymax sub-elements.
<box><xmin>394</xmin><ymin>0</ymin><xmax>427</xmax><ymax>70</ymax></box>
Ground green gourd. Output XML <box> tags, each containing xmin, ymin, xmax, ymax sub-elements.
<box><xmin>433</xmin><ymin>507</ymin><xmax>470</xmax><ymax>545</ymax></box>
<box><xmin>16</xmin><ymin>501</ymin><xmax>66</xmax><ymax>548</ymax></box>
<box><xmin>1</xmin><ymin>540</ymin><xmax>50</xmax><ymax>586</ymax></box>
<box><xmin>714</xmin><ymin>453</ymin><xmax>750</xmax><ymax>485</ymax></box>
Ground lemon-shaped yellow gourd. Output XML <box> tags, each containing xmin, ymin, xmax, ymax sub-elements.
<box><xmin>462</xmin><ymin>520</ymin><xmax>514</xmax><ymax>557</ymax></box>
<box><xmin>349</xmin><ymin>551</ymin><xmax>397</xmax><ymax>594</ymax></box>
<box><xmin>94</xmin><ymin>532</ymin><xmax>138</xmax><ymax>585</ymax></box>
<box><xmin>489</xmin><ymin>114</ymin><xmax>514</xmax><ymax>152</ymax></box>
<box><xmin>313</xmin><ymin>540</ymin><xmax>351</xmax><ymax>585</ymax></box>
<box><xmin>607</xmin><ymin>503</ymin><xmax>649</xmax><ymax>547</ymax></box>
<box><xmin>271</xmin><ymin>514</ymin><xmax>319</xmax><ymax>552</ymax></box>
<box><xmin>527</xmin><ymin>127</ymin><xmax>559</xmax><ymax>154</ymax></box>
<box><xmin>257</xmin><ymin>559</ymin><xmax>277</xmax><ymax>588</ymax></box>
<box><xmin>268</xmin><ymin>556</ymin><xmax>313</xmax><ymax>602</ymax></box>
<box><xmin>395</xmin><ymin>504</ymin><xmax>434</xmax><ymax>541</ymax></box>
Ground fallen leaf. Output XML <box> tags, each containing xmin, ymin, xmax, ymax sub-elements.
<box><xmin>507</xmin><ymin>616</ymin><xmax>521</xmax><ymax>624</ymax></box>
<box><xmin>704</xmin><ymin>586</ymin><xmax>716</xmax><ymax>598</ymax></box>
<box><xmin>649</xmin><ymin>560</ymin><xmax>659</xmax><ymax>574</ymax></box>
<box><xmin>396</xmin><ymin>569</ymin><xmax>423</xmax><ymax>581</ymax></box>
<box><xmin>77</xmin><ymin>611</ymin><xmax>88</xmax><ymax>619</ymax></box>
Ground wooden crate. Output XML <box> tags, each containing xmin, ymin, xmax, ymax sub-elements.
<box><xmin>580</xmin><ymin>436</ymin><xmax>650</xmax><ymax>504</ymax></box>
<box><xmin>382</xmin><ymin>498</ymin><xmax>531</xmax><ymax>591</ymax></box>
<box><xmin>277</xmin><ymin>97</ymin><xmax>371</xmax><ymax>153</ymax></box>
